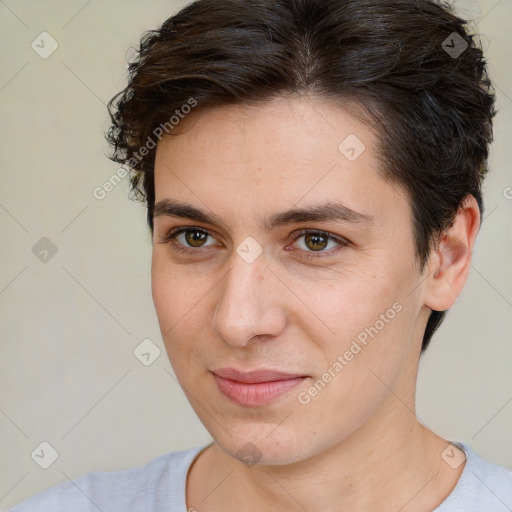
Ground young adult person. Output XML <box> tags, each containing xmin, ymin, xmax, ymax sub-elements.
<box><xmin>11</xmin><ymin>0</ymin><xmax>512</xmax><ymax>510</ymax></box>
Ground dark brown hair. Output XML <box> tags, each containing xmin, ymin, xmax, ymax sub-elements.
<box><xmin>106</xmin><ymin>0</ymin><xmax>496</xmax><ymax>351</ymax></box>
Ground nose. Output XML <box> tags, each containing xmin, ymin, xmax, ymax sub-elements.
<box><xmin>210</xmin><ymin>252</ymin><xmax>287</xmax><ymax>348</ymax></box>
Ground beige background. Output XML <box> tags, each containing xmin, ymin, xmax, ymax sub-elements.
<box><xmin>0</xmin><ymin>0</ymin><xmax>511</xmax><ymax>509</ymax></box>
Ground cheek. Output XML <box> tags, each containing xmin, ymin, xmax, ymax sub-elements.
<box><xmin>297</xmin><ymin>293</ymin><xmax>414</xmax><ymax>436</ymax></box>
<box><xmin>151</xmin><ymin>251</ymin><xmax>213</xmax><ymax>367</ymax></box>
<box><xmin>298</xmin><ymin>265</ymin><xmax>396</xmax><ymax>333</ymax></box>
<box><xmin>303</xmin><ymin>262</ymin><xmax>414</xmax><ymax>371</ymax></box>
<box><xmin>151</xmin><ymin>253</ymin><xmax>190</xmax><ymax>354</ymax></box>
<box><xmin>151</xmin><ymin>254</ymin><xmax>176</xmax><ymax>330</ymax></box>
<box><xmin>151</xmin><ymin>250</ymin><xmax>196</xmax><ymax>325</ymax></box>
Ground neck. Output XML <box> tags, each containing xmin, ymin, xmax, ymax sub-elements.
<box><xmin>188</xmin><ymin>396</ymin><xmax>464</xmax><ymax>512</ymax></box>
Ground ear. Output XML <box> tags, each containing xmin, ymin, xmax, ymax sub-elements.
<box><xmin>423</xmin><ymin>195</ymin><xmax>481</xmax><ymax>311</ymax></box>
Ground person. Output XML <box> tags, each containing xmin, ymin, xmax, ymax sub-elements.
<box><xmin>10</xmin><ymin>0</ymin><xmax>512</xmax><ymax>510</ymax></box>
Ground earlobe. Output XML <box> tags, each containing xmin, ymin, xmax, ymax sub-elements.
<box><xmin>424</xmin><ymin>195</ymin><xmax>480</xmax><ymax>311</ymax></box>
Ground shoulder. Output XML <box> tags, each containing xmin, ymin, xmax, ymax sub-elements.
<box><xmin>9</xmin><ymin>445</ymin><xmax>206</xmax><ymax>512</ymax></box>
<box><xmin>436</xmin><ymin>442</ymin><xmax>512</xmax><ymax>512</ymax></box>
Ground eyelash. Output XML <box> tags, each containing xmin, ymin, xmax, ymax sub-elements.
<box><xmin>158</xmin><ymin>227</ymin><xmax>349</xmax><ymax>259</ymax></box>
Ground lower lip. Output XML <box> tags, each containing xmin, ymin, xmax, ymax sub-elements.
<box><xmin>213</xmin><ymin>374</ymin><xmax>308</xmax><ymax>407</ymax></box>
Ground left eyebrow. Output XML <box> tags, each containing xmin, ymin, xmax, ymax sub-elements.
<box><xmin>263</xmin><ymin>202</ymin><xmax>374</xmax><ymax>230</ymax></box>
<box><xmin>151</xmin><ymin>199</ymin><xmax>374</xmax><ymax>232</ymax></box>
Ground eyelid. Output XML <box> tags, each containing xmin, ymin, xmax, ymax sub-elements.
<box><xmin>158</xmin><ymin>226</ymin><xmax>349</xmax><ymax>257</ymax></box>
<box><xmin>288</xmin><ymin>228</ymin><xmax>349</xmax><ymax>258</ymax></box>
<box><xmin>157</xmin><ymin>226</ymin><xmax>221</xmax><ymax>249</ymax></box>
<box><xmin>291</xmin><ymin>228</ymin><xmax>348</xmax><ymax>245</ymax></box>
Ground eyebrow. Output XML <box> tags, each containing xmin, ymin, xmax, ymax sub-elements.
<box><xmin>150</xmin><ymin>199</ymin><xmax>374</xmax><ymax>232</ymax></box>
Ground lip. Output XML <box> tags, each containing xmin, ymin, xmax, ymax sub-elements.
<box><xmin>211</xmin><ymin>368</ymin><xmax>309</xmax><ymax>407</ymax></box>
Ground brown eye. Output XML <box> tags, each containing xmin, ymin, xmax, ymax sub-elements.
<box><xmin>291</xmin><ymin>229</ymin><xmax>349</xmax><ymax>258</ymax></box>
<box><xmin>159</xmin><ymin>227</ymin><xmax>220</xmax><ymax>255</ymax></box>
<box><xmin>303</xmin><ymin>233</ymin><xmax>329</xmax><ymax>252</ymax></box>
<box><xmin>184</xmin><ymin>229</ymin><xmax>209</xmax><ymax>247</ymax></box>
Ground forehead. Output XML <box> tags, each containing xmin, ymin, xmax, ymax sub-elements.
<box><xmin>156</xmin><ymin>96</ymin><xmax>374</xmax><ymax>178</ymax></box>
<box><xmin>153</xmin><ymin>96</ymin><xmax>410</xmax><ymax>232</ymax></box>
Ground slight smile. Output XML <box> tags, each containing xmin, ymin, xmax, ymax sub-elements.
<box><xmin>211</xmin><ymin>368</ymin><xmax>310</xmax><ymax>407</ymax></box>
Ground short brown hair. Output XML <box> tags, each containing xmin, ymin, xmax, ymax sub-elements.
<box><xmin>107</xmin><ymin>0</ymin><xmax>496</xmax><ymax>351</ymax></box>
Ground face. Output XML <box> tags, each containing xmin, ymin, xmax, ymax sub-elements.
<box><xmin>151</xmin><ymin>96</ymin><xmax>430</xmax><ymax>465</ymax></box>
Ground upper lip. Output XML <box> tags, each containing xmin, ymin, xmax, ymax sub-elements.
<box><xmin>212</xmin><ymin>368</ymin><xmax>308</xmax><ymax>384</ymax></box>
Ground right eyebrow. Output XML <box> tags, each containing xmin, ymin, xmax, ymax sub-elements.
<box><xmin>151</xmin><ymin>199</ymin><xmax>231</xmax><ymax>231</ymax></box>
<box><xmin>151</xmin><ymin>198</ymin><xmax>374</xmax><ymax>232</ymax></box>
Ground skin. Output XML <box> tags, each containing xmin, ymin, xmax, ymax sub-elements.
<box><xmin>151</xmin><ymin>96</ymin><xmax>480</xmax><ymax>511</ymax></box>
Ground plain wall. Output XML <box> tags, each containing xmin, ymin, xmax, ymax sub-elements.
<box><xmin>0</xmin><ymin>0</ymin><xmax>511</xmax><ymax>509</ymax></box>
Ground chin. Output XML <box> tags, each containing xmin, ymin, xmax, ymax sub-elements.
<box><xmin>209</xmin><ymin>427</ymin><xmax>316</xmax><ymax>467</ymax></box>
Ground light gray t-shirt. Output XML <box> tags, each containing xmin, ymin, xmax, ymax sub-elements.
<box><xmin>10</xmin><ymin>442</ymin><xmax>512</xmax><ymax>511</ymax></box>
